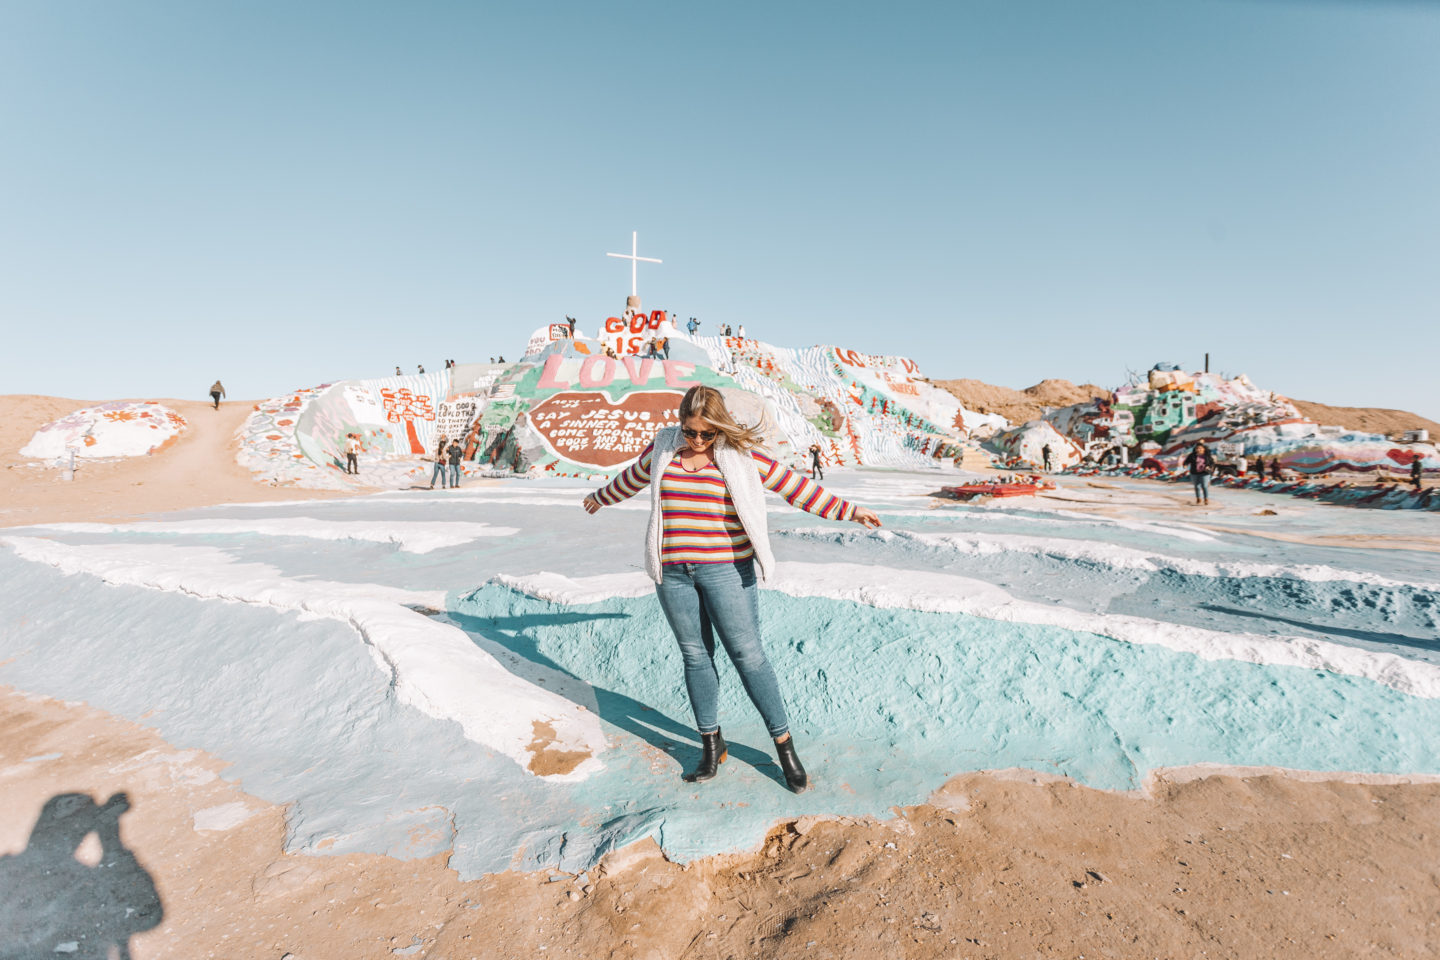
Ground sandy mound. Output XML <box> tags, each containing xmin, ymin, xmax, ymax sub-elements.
<box><xmin>932</xmin><ymin>378</ymin><xmax>1111</xmax><ymax>425</ymax></box>
<box><xmin>1288</xmin><ymin>398</ymin><xmax>1440</xmax><ymax>438</ymax></box>
<box><xmin>1</xmin><ymin>395</ymin><xmax>352</xmax><ymax>528</ymax></box>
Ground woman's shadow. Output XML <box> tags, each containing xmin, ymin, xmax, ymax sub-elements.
<box><xmin>0</xmin><ymin>791</ymin><xmax>163</xmax><ymax>959</ymax></box>
<box><xmin>444</xmin><ymin>608</ymin><xmax>789</xmax><ymax>789</ymax></box>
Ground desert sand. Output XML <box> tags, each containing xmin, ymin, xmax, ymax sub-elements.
<box><xmin>5</xmin><ymin>686</ymin><xmax>1438</xmax><ymax>959</ymax></box>
<box><xmin>0</xmin><ymin>396</ymin><xmax>354</xmax><ymax>527</ymax></box>
<box><xmin>932</xmin><ymin>379</ymin><xmax>1112</xmax><ymax>425</ymax></box>
<box><xmin>3</xmin><ymin>395</ymin><xmax>1439</xmax><ymax>959</ymax></box>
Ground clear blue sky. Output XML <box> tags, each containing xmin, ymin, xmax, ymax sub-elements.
<box><xmin>2</xmin><ymin>0</ymin><xmax>1437</xmax><ymax>417</ymax></box>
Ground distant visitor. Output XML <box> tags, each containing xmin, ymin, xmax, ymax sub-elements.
<box><xmin>209</xmin><ymin>380</ymin><xmax>225</xmax><ymax>410</ymax></box>
<box><xmin>429</xmin><ymin>433</ymin><xmax>449</xmax><ymax>489</ymax></box>
<box><xmin>1184</xmin><ymin>441</ymin><xmax>1213</xmax><ymax>505</ymax></box>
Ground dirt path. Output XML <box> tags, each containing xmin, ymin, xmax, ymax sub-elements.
<box><xmin>0</xmin><ymin>396</ymin><xmax>358</xmax><ymax>527</ymax></box>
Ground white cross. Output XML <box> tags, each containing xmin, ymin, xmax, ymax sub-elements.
<box><xmin>606</xmin><ymin>231</ymin><xmax>662</xmax><ymax>298</ymax></box>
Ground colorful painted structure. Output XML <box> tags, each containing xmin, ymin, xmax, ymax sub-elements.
<box><xmin>21</xmin><ymin>401</ymin><xmax>187</xmax><ymax>460</ymax></box>
<box><xmin>988</xmin><ymin>420</ymin><xmax>1082</xmax><ymax>471</ymax></box>
<box><xmin>1035</xmin><ymin>367</ymin><xmax>1440</xmax><ymax>480</ymax></box>
<box><xmin>236</xmin><ymin>328</ymin><xmax>1002</xmax><ymax>487</ymax></box>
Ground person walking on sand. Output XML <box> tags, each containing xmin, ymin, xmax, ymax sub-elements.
<box><xmin>429</xmin><ymin>433</ymin><xmax>449</xmax><ymax>489</ymax></box>
<box><xmin>808</xmin><ymin>442</ymin><xmax>825</xmax><ymax>480</ymax></box>
<box><xmin>209</xmin><ymin>380</ymin><xmax>225</xmax><ymax>410</ymax></box>
<box><xmin>583</xmin><ymin>385</ymin><xmax>884</xmax><ymax>793</ymax></box>
<box><xmin>1184</xmin><ymin>441</ymin><xmax>1214</xmax><ymax>505</ymax></box>
<box><xmin>345</xmin><ymin>433</ymin><xmax>361</xmax><ymax>475</ymax></box>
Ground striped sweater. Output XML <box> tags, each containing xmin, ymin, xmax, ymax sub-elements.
<box><xmin>595</xmin><ymin>442</ymin><xmax>856</xmax><ymax>565</ymax></box>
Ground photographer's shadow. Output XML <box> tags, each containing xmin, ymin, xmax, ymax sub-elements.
<box><xmin>0</xmin><ymin>792</ymin><xmax>162</xmax><ymax>960</ymax></box>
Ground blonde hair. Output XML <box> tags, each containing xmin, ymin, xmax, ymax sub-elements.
<box><xmin>679</xmin><ymin>385</ymin><xmax>760</xmax><ymax>451</ymax></box>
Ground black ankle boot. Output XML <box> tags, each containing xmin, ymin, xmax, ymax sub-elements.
<box><xmin>683</xmin><ymin>729</ymin><xmax>727</xmax><ymax>783</ymax></box>
<box><xmin>775</xmin><ymin>736</ymin><xmax>809</xmax><ymax>793</ymax></box>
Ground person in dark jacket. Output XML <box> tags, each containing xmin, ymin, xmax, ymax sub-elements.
<box><xmin>1183</xmin><ymin>442</ymin><xmax>1214</xmax><ymax>505</ymax></box>
<box><xmin>209</xmin><ymin>380</ymin><xmax>225</xmax><ymax>409</ymax></box>
<box><xmin>447</xmin><ymin>438</ymin><xmax>463</xmax><ymax>488</ymax></box>
<box><xmin>1041</xmin><ymin>444</ymin><xmax>1053</xmax><ymax>472</ymax></box>
<box><xmin>808</xmin><ymin>442</ymin><xmax>825</xmax><ymax>480</ymax></box>
<box><xmin>1412</xmin><ymin>457</ymin><xmax>1424</xmax><ymax>491</ymax></box>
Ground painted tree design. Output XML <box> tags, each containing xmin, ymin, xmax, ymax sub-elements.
<box><xmin>380</xmin><ymin>388</ymin><xmax>435</xmax><ymax>454</ymax></box>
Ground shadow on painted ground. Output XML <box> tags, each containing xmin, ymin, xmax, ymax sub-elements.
<box><xmin>444</xmin><ymin>609</ymin><xmax>792</xmax><ymax>790</ymax></box>
<box><xmin>0</xmin><ymin>792</ymin><xmax>162</xmax><ymax>959</ymax></box>
<box><xmin>1198</xmin><ymin>603</ymin><xmax>1440</xmax><ymax>651</ymax></box>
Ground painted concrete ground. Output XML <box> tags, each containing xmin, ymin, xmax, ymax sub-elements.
<box><xmin>2</xmin><ymin>471</ymin><xmax>1438</xmax><ymax>877</ymax></box>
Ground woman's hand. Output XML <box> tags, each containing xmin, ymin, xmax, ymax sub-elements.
<box><xmin>852</xmin><ymin>506</ymin><xmax>883</xmax><ymax>530</ymax></box>
<box><xmin>583</xmin><ymin>494</ymin><xmax>601</xmax><ymax>515</ymax></box>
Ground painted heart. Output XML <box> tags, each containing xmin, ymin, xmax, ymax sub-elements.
<box><xmin>528</xmin><ymin>390</ymin><xmax>682</xmax><ymax>468</ymax></box>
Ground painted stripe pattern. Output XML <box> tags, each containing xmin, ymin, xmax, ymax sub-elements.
<box><xmin>594</xmin><ymin>442</ymin><xmax>856</xmax><ymax>564</ymax></box>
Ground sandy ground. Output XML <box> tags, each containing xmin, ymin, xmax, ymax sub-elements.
<box><xmin>4</xmin><ymin>687</ymin><xmax>1438</xmax><ymax>959</ymax></box>
<box><xmin>933</xmin><ymin>379</ymin><xmax>1111</xmax><ymax>425</ymax></box>
<box><xmin>1287</xmin><ymin>398</ymin><xmax>1440</xmax><ymax>438</ymax></box>
<box><xmin>0</xmin><ymin>395</ymin><xmax>355</xmax><ymax>528</ymax></box>
<box><xmin>4</xmin><ymin>394</ymin><xmax>1440</xmax><ymax>957</ymax></box>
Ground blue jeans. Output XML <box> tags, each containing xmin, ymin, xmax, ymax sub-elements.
<box><xmin>430</xmin><ymin>461</ymin><xmax>447</xmax><ymax>487</ymax></box>
<box><xmin>655</xmin><ymin>558</ymin><xmax>790</xmax><ymax>739</ymax></box>
<box><xmin>1192</xmin><ymin>473</ymin><xmax>1210</xmax><ymax>500</ymax></box>
<box><xmin>449</xmin><ymin>463</ymin><xmax>460</xmax><ymax>486</ymax></box>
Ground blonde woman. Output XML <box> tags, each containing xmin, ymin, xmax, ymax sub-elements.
<box><xmin>583</xmin><ymin>385</ymin><xmax>882</xmax><ymax>792</ymax></box>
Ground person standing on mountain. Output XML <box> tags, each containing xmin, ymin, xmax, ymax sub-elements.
<box><xmin>808</xmin><ymin>442</ymin><xmax>825</xmax><ymax>480</ymax></box>
<box><xmin>345</xmin><ymin>433</ymin><xmax>362</xmax><ymax>475</ymax></box>
<box><xmin>583</xmin><ymin>385</ymin><xmax>883</xmax><ymax>794</ymax></box>
<box><xmin>209</xmin><ymin>380</ymin><xmax>225</xmax><ymax>410</ymax></box>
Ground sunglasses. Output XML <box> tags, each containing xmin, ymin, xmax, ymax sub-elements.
<box><xmin>682</xmin><ymin>428</ymin><xmax>717</xmax><ymax>441</ymax></box>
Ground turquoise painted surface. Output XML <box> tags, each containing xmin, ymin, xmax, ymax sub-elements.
<box><xmin>447</xmin><ymin>583</ymin><xmax>1440</xmax><ymax>865</ymax></box>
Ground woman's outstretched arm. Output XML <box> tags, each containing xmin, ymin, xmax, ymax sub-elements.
<box><xmin>752</xmin><ymin>451</ymin><xmax>883</xmax><ymax>529</ymax></box>
<box><xmin>583</xmin><ymin>442</ymin><xmax>656</xmax><ymax>514</ymax></box>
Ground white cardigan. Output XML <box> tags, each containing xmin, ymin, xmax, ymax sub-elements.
<box><xmin>644</xmin><ymin>425</ymin><xmax>776</xmax><ymax>584</ymax></box>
